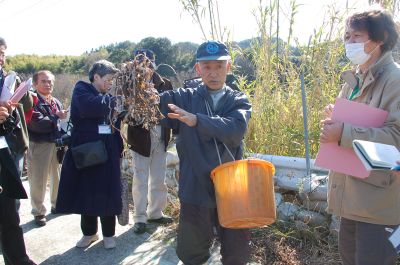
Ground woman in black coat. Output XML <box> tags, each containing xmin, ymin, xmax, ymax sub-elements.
<box><xmin>56</xmin><ymin>60</ymin><xmax>123</xmax><ymax>249</ymax></box>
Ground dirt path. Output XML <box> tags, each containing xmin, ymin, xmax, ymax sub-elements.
<box><xmin>0</xmin><ymin>181</ymin><xmax>181</xmax><ymax>265</ymax></box>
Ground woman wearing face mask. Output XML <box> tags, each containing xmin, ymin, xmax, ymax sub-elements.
<box><xmin>320</xmin><ymin>7</ymin><xmax>400</xmax><ymax>265</ymax></box>
<box><xmin>56</xmin><ymin>60</ymin><xmax>123</xmax><ymax>250</ymax></box>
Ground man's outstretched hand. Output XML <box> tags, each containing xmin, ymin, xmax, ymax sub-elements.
<box><xmin>167</xmin><ymin>104</ymin><xmax>197</xmax><ymax>127</ymax></box>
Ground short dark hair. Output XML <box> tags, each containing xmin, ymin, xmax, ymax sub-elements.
<box><xmin>0</xmin><ymin>37</ymin><xmax>7</xmax><ymax>49</ymax></box>
<box><xmin>33</xmin><ymin>70</ymin><xmax>54</xmax><ymax>84</ymax></box>
<box><xmin>346</xmin><ymin>8</ymin><xmax>399</xmax><ymax>53</ymax></box>
<box><xmin>88</xmin><ymin>60</ymin><xmax>119</xmax><ymax>82</ymax></box>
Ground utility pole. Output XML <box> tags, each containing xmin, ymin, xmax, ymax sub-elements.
<box><xmin>276</xmin><ymin>0</ymin><xmax>280</xmax><ymax>58</ymax></box>
<box><xmin>300</xmin><ymin>73</ymin><xmax>311</xmax><ymax>178</ymax></box>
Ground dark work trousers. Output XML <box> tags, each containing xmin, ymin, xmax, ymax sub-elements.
<box><xmin>80</xmin><ymin>215</ymin><xmax>116</xmax><ymax>237</ymax></box>
<box><xmin>339</xmin><ymin>217</ymin><xmax>398</xmax><ymax>265</ymax></box>
<box><xmin>176</xmin><ymin>202</ymin><xmax>251</xmax><ymax>265</ymax></box>
<box><xmin>0</xmin><ymin>195</ymin><xmax>35</xmax><ymax>265</ymax></box>
<box><xmin>12</xmin><ymin>152</ymin><xmax>24</xmax><ymax>214</ymax></box>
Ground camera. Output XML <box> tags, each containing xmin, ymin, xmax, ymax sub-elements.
<box><xmin>55</xmin><ymin>133</ymin><xmax>72</xmax><ymax>148</ymax></box>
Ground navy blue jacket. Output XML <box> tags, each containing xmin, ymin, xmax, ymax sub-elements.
<box><xmin>56</xmin><ymin>81</ymin><xmax>123</xmax><ymax>216</ymax></box>
<box><xmin>0</xmin><ymin>69</ymin><xmax>4</xmax><ymax>89</ymax></box>
<box><xmin>160</xmin><ymin>84</ymin><xmax>252</xmax><ymax>208</ymax></box>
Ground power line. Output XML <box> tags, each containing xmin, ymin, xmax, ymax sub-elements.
<box><xmin>7</xmin><ymin>0</ymin><xmax>46</xmax><ymax>18</ymax></box>
<box><xmin>41</xmin><ymin>0</ymin><xmax>64</xmax><ymax>12</ymax></box>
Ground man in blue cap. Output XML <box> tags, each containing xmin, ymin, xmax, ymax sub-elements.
<box><xmin>159</xmin><ymin>40</ymin><xmax>252</xmax><ymax>264</ymax></box>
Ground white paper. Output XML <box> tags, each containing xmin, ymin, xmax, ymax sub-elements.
<box><xmin>353</xmin><ymin>140</ymin><xmax>400</xmax><ymax>170</ymax></box>
<box><xmin>0</xmin><ymin>136</ymin><xmax>8</xmax><ymax>149</ymax></box>
<box><xmin>1</xmin><ymin>71</ymin><xmax>16</xmax><ymax>101</ymax></box>
<box><xmin>389</xmin><ymin>226</ymin><xmax>400</xmax><ymax>253</ymax></box>
<box><xmin>59</xmin><ymin>106</ymin><xmax>71</xmax><ymax>132</ymax></box>
<box><xmin>2</xmin><ymin>71</ymin><xmax>16</xmax><ymax>92</ymax></box>
<box><xmin>0</xmin><ymin>87</ymin><xmax>13</xmax><ymax>101</ymax></box>
<box><xmin>98</xmin><ymin>124</ymin><xmax>111</xmax><ymax>134</ymax></box>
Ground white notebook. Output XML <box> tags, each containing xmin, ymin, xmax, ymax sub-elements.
<box><xmin>352</xmin><ymin>140</ymin><xmax>400</xmax><ymax>170</ymax></box>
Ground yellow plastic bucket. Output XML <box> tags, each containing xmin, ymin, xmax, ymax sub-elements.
<box><xmin>211</xmin><ymin>159</ymin><xmax>276</xmax><ymax>228</ymax></box>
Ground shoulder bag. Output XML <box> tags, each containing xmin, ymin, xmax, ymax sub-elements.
<box><xmin>71</xmin><ymin>140</ymin><xmax>108</xmax><ymax>170</ymax></box>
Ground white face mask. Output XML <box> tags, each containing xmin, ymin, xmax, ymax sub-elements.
<box><xmin>345</xmin><ymin>40</ymin><xmax>378</xmax><ymax>65</ymax></box>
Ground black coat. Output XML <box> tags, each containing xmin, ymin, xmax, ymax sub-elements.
<box><xmin>0</xmin><ymin>111</ymin><xmax>27</xmax><ymax>199</ymax></box>
<box><xmin>56</xmin><ymin>81</ymin><xmax>123</xmax><ymax>216</ymax></box>
<box><xmin>27</xmin><ymin>93</ymin><xmax>63</xmax><ymax>142</ymax></box>
<box><xmin>127</xmin><ymin>72</ymin><xmax>173</xmax><ymax>157</ymax></box>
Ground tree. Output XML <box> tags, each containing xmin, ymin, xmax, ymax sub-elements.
<box><xmin>136</xmin><ymin>37</ymin><xmax>173</xmax><ymax>65</ymax></box>
<box><xmin>105</xmin><ymin>41</ymin><xmax>136</xmax><ymax>64</ymax></box>
<box><xmin>82</xmin><ymin>48</ymin><xmax>109</xmax><ymax>72</ymax></box>
<box><xmin>367</xmin><ymin>0</ymin><xmax>399</xmax><ymax>13</ymax></box>
<box><xmin>171</xmin><ymin>42</ymin><xmax>198</xmax><ymax>72</ymax></box>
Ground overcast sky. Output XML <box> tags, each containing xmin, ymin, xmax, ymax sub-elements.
<box><xmin>1</xmin><ymin>0</ymin><xmax>369</xmax><ymax>56</ymax></box>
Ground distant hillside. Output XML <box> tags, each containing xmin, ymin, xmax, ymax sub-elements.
<box><xmin>5</xmin><ymin>37</ymin><xmax>199</xmax><ymax>77</ymax></box>
<box><xmin>5</xmin><ymin>36</ymin><xmax>304</xmax><ymax>82</ymax></box>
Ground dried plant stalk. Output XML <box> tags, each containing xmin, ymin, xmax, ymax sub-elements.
<box><xmin>113</xmin><ymin>56</ymin><xmax>164</xmax><ymax>130</ymax></box>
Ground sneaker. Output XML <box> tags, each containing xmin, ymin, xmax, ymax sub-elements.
<box><xmin>103</xmin><ymin>236</ymin><xmax>116</xmax><ymax>249</ymax></box>
<box><xmin>50</xmin><ymin>207</ymin><xmax>57</xmax><ymax>214</ymax></box>
<box><xmin>133</xmin><ymin>222</ymin><xmax>146</xmax><ymax>234</ymax></box>
<box><xmin>34</xmin><ymin>215</ymin><xmax>46</xmax><ymax>227</ymax></box>
<box><xmin>75</xmin><ymin>234</ymin><xmax>99</xmax><ymax>248</ymax></box>
<box><xmin>147</xmin><ymin>216</ymin><xmax>173</xmax><ymax>224</ymax></box>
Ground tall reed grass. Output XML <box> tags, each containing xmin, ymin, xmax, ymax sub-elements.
<box><xmin>245</xmin><ymin>1</ymin><xmax>350</xmax><ymax>158</ymax></box>
<box><xmin>178</xmin><ymin>0</ymin><xmax>352</xmax><ymax>158</ymax></box>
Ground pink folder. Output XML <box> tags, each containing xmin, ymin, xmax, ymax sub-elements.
<box><xmin>314</xmin><ymin>98</ymin><xmax>388</xmax><ymax>178</ymax></box>
<box><xmin>10</xmin><ymin>78</ymin><xmax>32</xmax><ymax>104</ymax></box>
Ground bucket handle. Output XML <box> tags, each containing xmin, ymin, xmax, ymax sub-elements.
<box><xmin>204</xmin><ymin>99</ymin><xmax>235</xmax><ymax>165</ymax></box>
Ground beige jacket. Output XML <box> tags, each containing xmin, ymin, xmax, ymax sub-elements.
<box><xmin>327</xmin><ymin>52</ymin><xmax>400</xmax><ymax>225</ymax></box>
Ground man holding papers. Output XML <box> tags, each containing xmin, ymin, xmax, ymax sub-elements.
<box><xmin>0</xmin><ymin>36</ymin><xmax>36</xmax><ymax>265</ymax></box>
<box><xmin>320</xmin><ymin>7</ymin><xmax>400</xmax><ymax>265</ymax></box>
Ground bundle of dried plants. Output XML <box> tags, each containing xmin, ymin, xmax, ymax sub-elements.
<box><xmin>113</xmin><ymin>55</ymin><xmax>164</xmax><ymax>130</ymax></box>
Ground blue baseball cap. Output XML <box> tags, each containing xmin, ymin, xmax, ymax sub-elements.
<box><xmin>196</xmin><ymin>41</ymin><xmax>231</xmax><ymax>61</ymax></box>
<box><xmin>134</xmin><ymin>49</ymin><xmax>155</xmax><ymax>62</ymax></box>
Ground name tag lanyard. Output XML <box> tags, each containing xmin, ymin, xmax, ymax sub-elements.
<box><xmin>99</xmin><ymin>94</ymin><xmax>112</xmax><ymax>134</ymax></box>
<box><xmin>348</xmin><ymin>77</ymin><xmax>360</xmax><ymax>101</ymax></box>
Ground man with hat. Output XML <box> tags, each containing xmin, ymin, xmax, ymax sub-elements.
<box><xmin>127</xmin><ymin>48</ymin><xmax>174</xmax><ymax>234</ymax></box>
<box><xmin>159</xmin><ymin>40</ymin><xmax>252</xmax><ymax>264</ymax></box>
